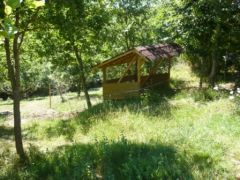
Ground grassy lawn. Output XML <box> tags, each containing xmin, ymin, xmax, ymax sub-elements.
<box><xmin>0</xmin><ymin>62</ymin><xmax>240</xmax><ymax>179</ymax></box>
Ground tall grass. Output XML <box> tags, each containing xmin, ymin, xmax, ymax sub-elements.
<box><xmin>0</xmin><ymin>62</ymin><xmax>239</xmax><ymax>179</ymax></box>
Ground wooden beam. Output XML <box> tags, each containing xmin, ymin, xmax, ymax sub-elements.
<box><xmin>117</xmin><ymin>56</ymin><xmax>137</xmax><ymax>83</ymax></box>
<box><xmin>103</xmin><ymin>67</ymin><xmax>107</xmax><ymax>83</ymax></box>
<box><xmin>168</xmin><ymin>57</ymin><xmax>172</xmax><ymax>74</ymax></box>
<box><xmin>141</xmin><ymin>58</ymin><xmax>164</xmax><ymax>86</ymax></box>
<box><xmin>149</xmin><ymin>58</ymin><xmax>164</xmax><ymax>76</ymax></box>
<box><xmin>96</xmin><ymin>50</ymin><xmax>135</xmax><ymax>69</ymax></box>
<box><xmin>137</xmin><ymin>57</ymin><xmax>145</xmax><ymax>83</ymax></box>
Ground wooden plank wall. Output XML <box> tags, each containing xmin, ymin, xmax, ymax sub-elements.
<box><xmin>103</xmin><ymin>82</ymin><xmax>140</xmax><ymax>100</ymax></box>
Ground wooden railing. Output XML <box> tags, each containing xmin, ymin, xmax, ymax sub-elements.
<box><xmin>102</xmin><ymin>73</ymin><xmax>169</xmax><ymax>100</ymax></box>
<box><xmin>103</xmin><ymin>81</ymin><xmax>140</xmax><ymax>100</ymax></box>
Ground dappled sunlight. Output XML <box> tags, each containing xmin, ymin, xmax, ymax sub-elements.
<box><xmin>171</xmin><ymin>61</ymin><xmax>199</xmax><ymax>88</ymax></box>
<box><xmin>0</xmin><ymin>126</ymin><xmax>13</xmax><ymax>140</ymax></box>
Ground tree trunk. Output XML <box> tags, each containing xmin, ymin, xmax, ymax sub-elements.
<box><xmin>209</xmin><ymin>24</ymin><xmax>220</xmax><ymax>87</ymax></box>
<box><xmin>57</xmin><ymin>84</ymin><xmax>65</xmax><ymax>103</ymax></box>
<box><xmin>77</xmin><ymin>78</ymin><xmax>82</xmax><ymax>98</ymax></box>
<box><xmin>13</xmin><ymin>90</ymin><xmax>25</xmax><ymax>159</ymax></box>
<box><xmin>199</xmin><ymin>58</ymin><xmax>204</xmax><ymax>89</ymax></box>
<box><xmin>4</xmin><ymin>8</ymin><xmax>25</xmax><ymax>160</ymax></box>
<box><xmin>49</xmin><ymin>83</ymin><xmax>52</xmax><ymax>108</ymax></box>
<box><xmin>13</xmin><ymin>11</ymin><xmax>25</xmax><ymax>159</ymax></box>
<box><xmin>199</xmin><ymin>75</ymin><xmax>203</xmax><ymax>89</ymax></box>
<box><xmin>124</xmin><ymin>32</ymin><xmax>130</xmax><ymax>50</ymax></box>
<box><xmin>73</xmin><ymin>45</ymin><xmax>92</xmax><ymax>109</ymax></box>
<box><xmin>4</xmin><ymin>37</ymin><xmax>25</xmax><ymax>159</ymax></box>
<box><xmin>209</xmin><ymin>56</ymin><xmax>217</xmax><ymax>87</ymax></box>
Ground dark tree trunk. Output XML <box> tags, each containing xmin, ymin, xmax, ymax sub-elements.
<box><xmin>4</xmin><ymin>37</ymin><xmax>25</xmax><ymax>159</ymax></box>
<box><xmin>4</xmin><ymin>9</ymin><xmax>25</xmax><ymax>160</ymax></box>
<box><xmin>77</xmin><ymin>78</ymin><xmax>82</xmax><ymax>98</ymax></box>
<box><xmin>124</xmin><ymin>32</ymin><xmax>130</xmax><ymax>50</ymax></box>
<box><xmin>209</xmin><ymin>24</ymin><xmax>220</xmax><ymax>87</ymax></box>
<box><xmin>209</xmin><ymin>56</ymin><xmax>217</xmax><ymax>87</ymax></box>
<box><xmin>199</xmin><ymin>58</ymin><xmax>204</xmax><ymax>89</ymax></box>
<box><xmin>73</xmin><ymin>45</ymin><xmax>92</xmax><ymax>109</ymax></box>
<box><xmin>199</xmin><ymin>75</ymin><xmax>203</xmax><ymax>89</ymax></box>
<box><xmin>13</xmin><ymin>91</ymin><xmax>25</xmax><ymax>159</ymax></box>
<box><xmin>13</xmin><ymin>11</ymin><xmax>25</xmax><ymax>160</ymax></box>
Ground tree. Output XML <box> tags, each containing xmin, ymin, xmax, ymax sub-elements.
<box><xmin>170</xmin><ymin>0</ymin><xmax>240</xmax><ymax>87</ymax></box>
<box><xmin>42</xmin><ymin>0</ymin><xmax>110</xmax><ymax>109</ymax></box>
<box><xmin>101</xmin><ymin>0</ymin><xmax>155</xmax><ymax>54</ymax></box>
<box><xmin>0</xmin><ymin>0</ymin><xmax>45</xmax><ymax>159</ymax></box>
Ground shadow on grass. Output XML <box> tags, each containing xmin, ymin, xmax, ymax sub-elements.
<box><xmin>0</xmin><ymin>101</ymin><xmax>13</xmax><ymax>106</ymax></box>
<box><xmin>67</xmin><ymin>94</ymin><xmax>102</xmax><ymax>101</ymax></box>
<box><xmin>2</xmin><ymin>138</ymin><xmax>205</xmax><ymax>179</ymax></box>
<box><xmin>170</xmin><ymin>79</ymin><xmax>188</xmax><ymax>89</ymax></box>
<box><xmin>0</xmin><ymin>125</ymin><xmax>13</xmax><ymax>140</ymax></box>
<box><xmin>23</xmin><ymin>85</ymin><xmax>181</xmax><ymax>139</ymax></box>
<box><xmin>24</xmin><ymin>96</ymin><xmax>47</xmax><ymax>101</ymax></box>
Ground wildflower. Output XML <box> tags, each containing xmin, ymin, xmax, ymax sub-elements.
<box><xmin>213</xmin><ymin>86</ymin><xmax>219</xmax><ymax>91</ymax></box>
<box><xmin>237</xmin><ymin>88</ymin><xmax>240</xmax><ymax>94</ymax></box>
<box><xmin>229</xmin><ymin>95</ymin><xmax>235</xmax><ymax>100</ymax></box>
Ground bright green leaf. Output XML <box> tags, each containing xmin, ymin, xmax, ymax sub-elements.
<box><xmin>25</xmin><ymin>0</ymin><xmax>44</xmax><ymax>9</ymax></box>
<box><xmin>4</xmin><ymin>5</ymin><xmax>12</xmax><ymax>15</ymax></box>
<box><xmin>33</xmin><ymin>0</ymin><xmax>45</xmax><ymax>8</ymax></box>
<box><xmin>5</xmin><ymin>0</ymin><xmax>20</xmax><ymax>9</ymax></box>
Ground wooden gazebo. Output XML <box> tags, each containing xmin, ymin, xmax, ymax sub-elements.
<box><xmin>95</xmin><ymin>43</ymin><xmax>182</xmax><ymax>100</ymax></box>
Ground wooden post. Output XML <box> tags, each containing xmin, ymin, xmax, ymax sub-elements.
<box><xmin>117</xmin><ymin>58</ymin><xmax>136</xmax><ymax>83</ymax></box>
<box><xmin>137</xmin><ymin>57</ymin><xmax>144</xmax><ymax>83</ymax></box>
<box><xmin>168</xmin><ymin>58</ymin><xmax>172</xmax><ymax>75</ymax></box>
<box><xmin>149</xmin><ymin>59</ymin><xmax>163</xmax><ymax>76</ymax></box>
<box><xmin>103</xmin><ymin>67</ymin><xmax>107</xmax><ymax>83</ymax></box>
<box><xmin>49</xmin><ymin>83</ymin><xmax>52</xmax><ymax>109</ymax></box>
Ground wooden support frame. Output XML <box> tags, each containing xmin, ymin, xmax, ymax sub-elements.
<box><xmin>103</xmin><ymin>67</ymin><xmax>107</xmax><ymax>83</ymax></box>
<box><xmin>137</xmin><ymin>57</ymin><xmax>145</xmax><ymax>83</ymax></box>
<box><xmin>96</xmin><ymin>50</ymin><xmax>135</xmax><ymax>69</ymax></box>
<box><xmin>117</xmin><ymin>56</ymin><xmax>137</xmax><ymax>83</ymax></box>
<box><xmin>149</xmin><ymin>58</ymin><xmax>164</xmax><ymax>76</ymax></box>
<box><xmin>141</xmin><ymin>58</ymin><xmax>164</xmax><ymax>86</ymax></box>
<box><xmin>168</xmin><ymin>57</ymin><xmax>172</xmax><ymax>74</ymax></box>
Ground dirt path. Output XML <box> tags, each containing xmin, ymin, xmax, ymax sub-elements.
<box><xmin>1</xmin><ymin>101</ymin><xmax>80</xmax><ymax>126</ymax></box>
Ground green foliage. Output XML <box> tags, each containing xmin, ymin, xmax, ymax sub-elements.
<box><xmin>5</xmin><ymin>0</ymin><xmax>20</xmax><ymax>9</ymax></box>
<box><xmin>192</xmin><ymin>89</ymin><xmax>226</xmax><ymax>102</ymax></box>
<box><xmin>166</xmin><ymin>0</ymin><xmax>240</xmax><ymax>84</ymax></box>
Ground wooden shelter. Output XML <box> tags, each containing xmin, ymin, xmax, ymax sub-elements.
<box><xmin>95</xmin><ymin>43</ymin><xmax>182</xmax><ymax>100</ymax></box>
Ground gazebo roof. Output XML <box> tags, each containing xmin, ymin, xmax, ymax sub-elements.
<box><xmin>136</xmin><ymin>43</ymin><xmax>182</xmax><ymax>61</ymax></box>
<box><xmin>95</xmin><ymin>43</ymin><xmax>182</xmax><ymax>68</ymax></box>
